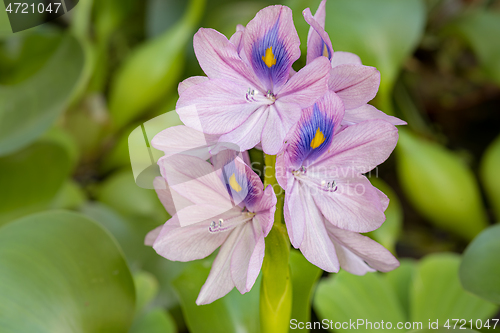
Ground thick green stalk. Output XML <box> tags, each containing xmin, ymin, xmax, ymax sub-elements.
<box><xmin>260</xmin><ymin>154</ymin><xmax>292</xmax><ymax>333</ymax></box>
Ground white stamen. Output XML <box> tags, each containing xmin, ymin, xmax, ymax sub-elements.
<box><xmin>245</xmin><ymin>88</ymin><xmax>276</xmax><ymax>105</ymax></box>
<box><xmin>208</xmin><ymin>214</ymin><xmax>254</xmax><ymax>233</ymax></box>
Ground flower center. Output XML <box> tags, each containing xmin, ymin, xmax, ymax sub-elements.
<box><xmin>208</xmin><ymin>212</ymin><xmax>255</xmax><ymax>233</ymax></box>
<box><xmin>292</xmin><ymin>166</ymin><xmax>338</xmax><ymax>192</ymax></box>
<box><xmin>245</xmin><ymin>88</ymin><xmax>276</xmax><ymax>105</ymax></box>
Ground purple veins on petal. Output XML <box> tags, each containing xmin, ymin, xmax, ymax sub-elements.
<box><xmin>289</xmin><ymin>103</ymin><xmax>335</xmax><ymax>167</ymax></box>
<box><xmin>250</xmin><ymin>17</ymin><xmax>290</xmax><ymax>91</ymax></box>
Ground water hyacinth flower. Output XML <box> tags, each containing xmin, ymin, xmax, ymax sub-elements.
<box><xmin>303</xmin><ymin>0</ymin><xmax>406</xmax><ymax>126</ymax></box>
<box><xmin>276</xmin><ymin>91</ymin><xmax>399</xmax><ymax>272</ymax></box>
<box><xmin>177</xmin><ymin>5</ymin><xmax>331</xmax><ymax>155</ymax></box>
<box><xmin>145</xmin><ymin>153</ymin><xmax>276</xmax><ymax>304</ymax></box>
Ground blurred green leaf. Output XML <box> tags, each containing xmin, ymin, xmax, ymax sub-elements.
<box><xmin>173</xmin><ymin>260</ymin><xmax>261</xmax><ymax>333</ymax></box>
<box><xmin>0</xmin><ymin>210</ymin><xmax>136</xmax><ymax>333</ymax></box>
<box><xmin>314</xmin><ymin>270</ymin><xmax>407</xmax><ymax>333</ymax></box>
<box><xmin>448</xmin><ymin>10</ymin><xmax>500</xmax><ymax>85</ymax></box>
<box><xmin>129</xmin><ymin>308</ymin><xmax>177</xmax><ymax>333</ymax></box>
<box><xmin>80</xmin><ymin>202</ymin><xmax>159</xmax><ymax>269</ymax></box>
<box><xmin>205</xmin><ymin>1</ymin><xmax>269</xmax><ymax>40</ymax></box>
<box><xmin>64</xmin><ymin>94</ymin><xmax>109</xmax><ymax>157</ymax></box>
<box><xmin>479</xmin><ymin>134</ymin><xmax>500</xmax><ymax>221</ymax></box>
<box><xmin>0</xmin><ymin>141</ymin><xmax>71</xmax><ymax>226</ymax></box>
<box><xmin>289</xmin><ymin>250</ymin><xmax>321</xmax><ymax>331</ymax></box>
<box><xmin>410</xmin><ymin>253</ymin><xmax>497</xmax><ymax>323</ymax></box>
<box><xmin>385</xmin><ymin>259</ymin><xmax>416</xmax><ymax>316</ymax></box>
<box><xmin>97</xmin><ymin>168</ymin><xmax>168</xmax><ymax>222</ymax></box>
<box><xmin>0</xmin><ymin>4</ymin><xmax>11</xmax><ymax>37</ymax></box>
<box><xmin>368</xmin><ymin>177</ymin><xmax>403</xmax><ymax>253</ymax></box>
<box><xmin>146</xmin><ymin>0</ymin><xmax>188</xmax><ymax>38</ymax></box>
<box><xmin>0</xmin><ymin>32</ymin><xmax>60</xmax><ymax>85</ymax></box>
<box><xmin>42</xmin><ymin>126</ymin><xmax>80</xmax><ymax>167</ymax></box>
<box><xmin>109</xmin><ymin>0</ymin><xmax>206</xmax><ymax>129</ymax></box>
<box><xmin>134</xmin><ymin>271</ymin><xmax>160</xmax><ymax>314</ymax></box>
<box><xmin>81</xmin><ymin>202</ymin><xmax>183</xmax><ymax>309</ymax></box>
<box><xmin>324</xmin><ymin>0</ymin><xmax>426</xmax><ymax>113</ymax></box>
<box><xmin>396</xmin><ymin>129</ymin><xmax>488</xmax><ymax>240</ymax></box>
<box><xmin>93</xmin><ymin>0</ymin><xmax>135</xmax><ymax>43</ymax></box>
<box><xmin>0</xmin><ymin>34</ymin><xmax>85</xmax><ymax>156</ymax></box>
<box><xmin>49</xmin><ymin>179</ymin><xmax>86</xmax><ymax>210</ymax></box>
<box><xmin>460</xmin><ymin>224</ymin><xmax>500</xmax><ymax>305</ymax></box>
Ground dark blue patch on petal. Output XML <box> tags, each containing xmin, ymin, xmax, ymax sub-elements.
<box><xmin>320</xmin><ymin>40</ymin><xmax>332</xmax><ymax>60</ymax></box>
<box><xmin>289</xmin><ymin>103</ymin><xmax>335</xmax><ymax>167</ymax></box>
<box><xmin>219</xmin><ymin>160</ymin><xmax>260</xmax><ymax>209</ymax></box>
<box><xmin>250</xmin><ymin>18</ymin><xmax>291</xmax><ymax>91</ymax></box>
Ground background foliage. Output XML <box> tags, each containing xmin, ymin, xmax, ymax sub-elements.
<box><xmin>0</xmin><ymin>0</ymin><xmax>499</xmax><ymax>332</ymax></box>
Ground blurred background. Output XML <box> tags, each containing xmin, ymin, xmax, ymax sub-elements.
<box><xmin>0</xmin><ymin>0</ymin><xmax>499</xmax><ymax>332</ymax></box>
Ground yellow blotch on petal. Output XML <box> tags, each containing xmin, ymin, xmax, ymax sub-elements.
<box><xmin>310</xmin><ymin>128</ymin><xmax>326</xmax><ymax>149</ymax></box>
<box><xmin>262</xmin><ymin>46</ymin><xmax>277</xmax><ymax>68</ymax></box>
<box><xmin>322</xmin><ymin>44</ymin><xmax>329</xmax><ymax>58</ymax></box>
<box><xmin>229</xmin><ymin>173</ymin><xmax>242</xmax><ymax>192</ymax></box>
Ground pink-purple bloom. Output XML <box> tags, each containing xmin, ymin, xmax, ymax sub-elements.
<box><xmin>177</xmin><ymin>5</ymin><xmax>331</xmax><ymax>155</ymax></box>
<box><xmin>145</xmin><ymin>0</ymin><xmax>405</xmax><ymax>305</ymax></box>
<box><xmin>146</xmin><ymin>153</ymin><xmax>276</xmax><ymax>304</ymax></box>
<box><xmin>303</xmin><ymin>0</ymin><xmax>406</xmax><ymax>127</ymax></box>
<box><xmin>276</xmin><ymin>91</ymin><xmax>400</xmax><ymax>272</ymax></box>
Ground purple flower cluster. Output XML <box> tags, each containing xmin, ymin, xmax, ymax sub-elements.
<box><xmin>146</xmin><ymin>0</ymin><xmax>405</xmax><ymax>305</ymax></box>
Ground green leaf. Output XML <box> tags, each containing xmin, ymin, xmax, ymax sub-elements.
<box><xmin>129</xmin><ymin>309</ymin><xmax>177</xmax><ymax>333</ymax></box>
<box><xmin>367</xmin><ymin>177</ymin><xmax>403</xmax><ymax>253</ymax></box>
<box><xmin>289</xmin><ymin>250</ymin><xmax>321</xmax><ymax>330</ymax></box>
<box><xmin>49</xmin><ymin>179</ymin><xmax>86</xmax><ymax>210</ymax></box>
<box><xmin>385</xmin><ymin>259</ymin><xmax>416</xmax><ymax>316</ymax></box>
<box><xmin>448</xmin><ymin>10</ymin><xmax>500</xmax><ymax>85</ymax></box>
<box><xmin>0</xmin><ymin>141</ymin><xmax>71</xmax><ymax>226</ymax></box>
<box><xmin>410</xmin><ymin>253</ymin><xmax>497</xmax><ymax>323</ymax></box>
<box><xmin>314</xmin><ymin>270</ymin><xmax>407</xmax><ymax>332</ymax></box>
<box><xmin>146</xmin><ymin>0</ymin><xmax>188</xmax><ymax>38</ymax></box>
<box><xmin>97</xmin><ymin>168</ymin><xmax>168</xmax><ymax>222</ymax></box>
<box><xmin>396</xmin><ymin>129</ymin><xmax>488</xmax><ymax>240</ymax></box>
<box><xmin>479</xmin><ymin>134</ymin><xmax>500</xmax><ymax>220</ymax></box>
<box><xmin>0</xmin><ymin>32</ymin><xmax>61</xmax><ymax>85</ymax></box>
<box><xmin>81</xmin><ymin>202</ymin><xmax>184</xmax><ymax>309</ymax></box>
<box><xmin>173</xmin><ymin>260</ymin><xmax>261</xmax><ymax>333</ymax></box>
<box><xmin>0</xmin><ymin>210</ymin><xmax>136</xmax><ymax>333</ymax></box>
<box><xmin>41</xmin><ymin>126</ymin><xmax>80</xmax><ymax>168</ymax></box>
<box><xmin>324</xmin><ymin>0</ymin><xmax>426</xmax><ymax>113</ymax></box>
<box><xmin>0</xmin><ymin>34</ymin><xmax>85</xmax><ymax>156</ymax></box>
<box><xmin>460</xmin><ymin>224</ymin><xmax>500</xmax><ymax>304</ymax></box>
<box><xmin>134</xmin><ymin>271</ymin><xmax>160</xmax><ymax>314</ymax></box>
<box><xmin>0</xmin><ymin>4</ymin><xmax>11</xmax><ymax>37</ymax></box>
<box><xmin>108</xmin><ymin>0</ymin><xmax>206</xmax><ymax>129</ymax></box>
<box><xmin>80</xmin><ymin>202</ymin><xmax>159</xmax><ymax>269</ymax></box>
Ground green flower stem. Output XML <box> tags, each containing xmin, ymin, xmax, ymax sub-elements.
<box><xmin>260</xmin><ymin>154</ymin><xmax>292</xmax><ymax>333</ymax></box>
